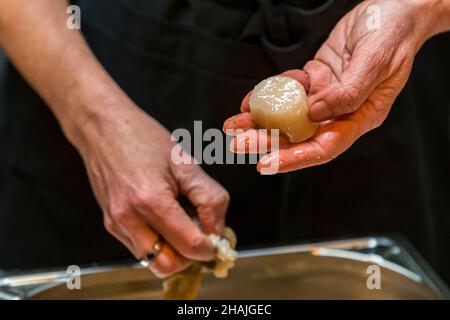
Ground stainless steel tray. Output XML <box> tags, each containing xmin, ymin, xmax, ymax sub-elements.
<box><xmin>0</xmin><ymin>237</ymin><xmax>448</xmax><ymax>300</ymax></box>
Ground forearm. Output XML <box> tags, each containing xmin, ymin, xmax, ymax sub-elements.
<box><xmin>0</xmin><ymin>0</ymin><xmax>131</xmax><ymax>148</ymax></box>
<box><xmin>419</xmin><ymin>0</ymin><xmax>450</xmax><ymax>38</ymax></box>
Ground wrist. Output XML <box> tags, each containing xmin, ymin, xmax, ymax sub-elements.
<box><xmin>413</xmin><ymin>0</ymin><xmax>450</xmax><ymax>40</ymax></box>
<box><xmin>61</xmin><ymin>77</ymin><xmax>134</xmax><ymax>153</ymax></box>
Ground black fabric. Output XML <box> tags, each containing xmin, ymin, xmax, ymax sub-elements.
<box><xmin>0</xmin><ymin>52</ymin><xmax>5</xmax><ymax>207</ymax></box>
<box><xmin>0</xmin><ymin>0</ymin><xmax>448</xmax><ymax>285</ymax></box>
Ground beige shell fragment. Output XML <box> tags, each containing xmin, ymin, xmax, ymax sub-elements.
<box><xmin>163</xmin><ymin>227</ymin><xmax>237</xmax><ymax>299</ymax></box>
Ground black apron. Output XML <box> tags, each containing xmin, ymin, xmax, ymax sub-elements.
<box><xmin>0</xmin><ymin>0</ymin><xmax>448</xmax><ymax>284</ymax></box>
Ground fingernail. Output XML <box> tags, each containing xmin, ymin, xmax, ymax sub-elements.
<box><xmin>222</xmin><ymin>116</ymin><xmax>236</xmax><ymax>132</ymax></box>
<box><xmin>258</xmin><ymin>154</ymin><xmax>281</xmax><ymax>175</ymax></box>
<box><xmin>309</xmin><ymin>101</ymin><xmax>332</xmax><ymax>122</ymax></box>
<box><xmin>230</xmin><ymin>136</ymin><xmax>249</xmax><ymax>154</ymax></box>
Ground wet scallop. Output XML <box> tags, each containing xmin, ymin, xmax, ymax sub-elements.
<box><xmin>249</xmin><ymin>75</ymin><xmax>318</xmax><ymax>143</ymax></box>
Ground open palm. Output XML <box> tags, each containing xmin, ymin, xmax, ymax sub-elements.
<box><xmin>224</xmin><ymin>0</ymin><xmax>426</xmax><ymax>173</ymax></box>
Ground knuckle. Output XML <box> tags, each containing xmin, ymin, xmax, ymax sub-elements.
<box><xmin>371</xmin><ymin>117</ymin><xmax>384</xmax><ymax>130</ymax></box>
<box><xmin>362</xmin><ymin>101</ymin><xmax>387</xmax><ymax>132</ymax></box>
<box><xmin>326</xmin><ymin>153</ymin><xmax>338</xmax><ymax>163</ymax></box>
<box><xmin>183</xmin><ymin>235</ymin><xmax>203</xmax><ymax>257</ymax></box>
<box><xmin>103</xmin><ymin>218</ymin><xmax>116</xmax><ymax>233</ymax></box>
<box><xmin>211</xmin><ymin>188</ymin><xmax>230</xmax><ymax>208</ymax></box>
<box><xmin>111</xmin><ymin>207</ymin><xmax>132</xmax><ymax>224</ymax></box>
<box><xmin>336</xmin><ymin>86</ymin><xmax>361</xmax><ymax>114</ymax></box>
<box><xmin>151</xmin><ymin>258</ymin><xmax>177</xmax><ymax>279</ymax></box>
<box><xmin>132</xmin><ymin>189</ymin><xmax>158</xmax><ymax>210</ymax></box>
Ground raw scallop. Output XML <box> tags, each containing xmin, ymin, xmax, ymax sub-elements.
<box><xmin>249</xmin><ymin>75</ymin><xmax>318</xmax><ymax>143</ymax></box>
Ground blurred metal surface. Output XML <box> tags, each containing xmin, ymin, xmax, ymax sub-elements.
<box><xmin>0</xmin><ymin>237</ymin><xmax>448</xmax><ymax>300</ymax></box>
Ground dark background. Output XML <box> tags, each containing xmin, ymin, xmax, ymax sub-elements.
<box><xmin>0</xmin><ymin>0</ymin><xmax>448</xmax><ymax>287</ymax></box>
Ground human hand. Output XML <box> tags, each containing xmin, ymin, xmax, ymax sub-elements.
<box><xmin>75</xmin><ymin>100</ymin><xmax>229</xmax><ymax>278</ymax></box>
<box><xmin>224</xmin><ymin>0</ymin><xmax>437</xmax><ymax>173</ymax></box>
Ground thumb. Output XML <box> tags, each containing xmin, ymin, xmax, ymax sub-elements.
<box><xmin>308</xmin><ymin>50</ymin><xmax>386</xmax><ymax>122</ymax></box>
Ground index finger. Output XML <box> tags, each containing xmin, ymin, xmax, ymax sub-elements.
<box><xmin>135</xmin><ymin>195</ymin><xmax>216</xmax><ymax>262</ymax></box>
<box><xmin>223</xmin><ymin>112</ymin><xmax>256</xmax><ymax>134</ymax></box>
<box><xmin>105</xmin><ymin>211</ymin><xmax>193</xmax><ymax>278</ymax></box>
